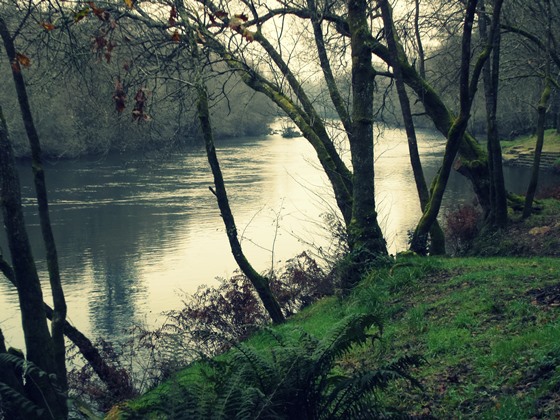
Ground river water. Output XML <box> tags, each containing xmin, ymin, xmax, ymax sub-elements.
<box><xmin>1</xmin><ymin>128</ymin><xmax>558</xmax><ymax>350</ymax></box>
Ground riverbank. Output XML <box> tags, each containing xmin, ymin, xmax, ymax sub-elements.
<box><xmin>111</xmin><ymin>256</ymin><xmax>560</xmax><ymax>418</ymax></box>
<box><xmin>501</xmin><ymin>129</ymin><xmax>560</xmax><ymax>172</ymax></box>
<box><xmin>108</xmin><ymin>201</ymin><xmax>560</xmax><ymax>418</ymax></box>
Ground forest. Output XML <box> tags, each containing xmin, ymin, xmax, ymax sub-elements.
<box><xmin>1</xmin><ymin>0</ymin><xmax>560</xmax><ymax>418</ymax></box>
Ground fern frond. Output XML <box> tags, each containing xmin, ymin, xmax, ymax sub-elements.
<box><xmin>312</xmin><ymin>313</ymin><xmax>382</xmax><ymax>379</ymax></box>
<box><xmin>0</xmin><ymin>353</ymin><xmax>51</xmax><ymax>381</ymax></box>
<box><xmin>0</xmin><ymin>381</ymin><xmax>45</xmax><ymax>418</ymax></box>
<box><xmin>231</xmin><ymin>344</ymin><xmax>278</xmax><ymax>391</ymax></box>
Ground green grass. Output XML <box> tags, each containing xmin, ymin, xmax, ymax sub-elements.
<box><xmin>501</xmin><ymin>128</ymin><xmax>560</xmax><ymax>154</ymax></box>
<box><xmin>118</xmin><ymin>256</ymin><xmax>560</xmax><ymax>419</ymax></box>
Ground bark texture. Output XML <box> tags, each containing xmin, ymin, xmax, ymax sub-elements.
<box><xmin>346</xmin><ymin>0</ymin><xmax>387</xmax><ymax>261</ymax></box>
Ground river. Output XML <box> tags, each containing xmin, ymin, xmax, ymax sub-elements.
<box><xmin>1</xmin><ymin>127</ymin><xmax>558</xmax><ymax>350</ymax></box>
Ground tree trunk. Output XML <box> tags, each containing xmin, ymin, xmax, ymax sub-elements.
<box><xmin>0</xmin><ymin>253</ymin><xmax>136</xmax><ymax>401</ymax></box>
<box><xmin>0</xmin><ymin>15</ymin><xmax>67</xmax><ymax>391</ymax></box>
<box><xmin>523</xmin><ymin>0</ymin><xmax>552</xmax><ymax>219</ymax></box>
<box><xmin>197</xmin><ymin>86</ymin><xmax>285</xmax><ymax>324</ymax></box>
<box><xmin>480</xmin><ymin>0</ymin><xmax>508</xmax><ymax>228</ymax></box>
<box><xmin>0</xmin><ymin>105</ymin><xmax>67</xmax><ymax>419</ymax></box>
<box><xmin>523</xmin><ymin>82</ymin><xmax>551</xmax><ymax>218</ymax></box>
<box><xmin>366</xmin><ymin>33</ymin><xmax>493</xmax><ymax>215</ymax></box>
<box><xmin>410</xmin><ymin>0</ymin><xmax>504</xmax><ymax>253</ymax></box>
<box><xmin>347</xmin><ymin>0</ymin><xmax>388</xmax><ymax>262</ymax></box>
<box><xmin>414</xmin><ymin>0</ymin><xmax>426</xmax><ymax>79</ymax></box>
<box><xmin>380</xmin><ymin>0</ymin><xmax>445</xmax><ymax>255</ymax></box>
<box><xmin>410</xmin><ymin>0</ymin><xmax>480</xmax><ymax>254</ymax></box>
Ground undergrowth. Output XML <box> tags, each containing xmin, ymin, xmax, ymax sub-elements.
<box><xmin>119</xmin><ymin>255</ymin><xmax>560</xmax><ymax>419</ymax></box>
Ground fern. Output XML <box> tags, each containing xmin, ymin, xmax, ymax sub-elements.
<box><xmin>0</xmin><ymin>353</ymin><xmax>53</xmax><ymax>381</ymax></box>
<box><xmin>145</xmin><ymin>314</ymin><xmax>421</xmax><ymax>419</ymax></box>
<box><xmin>0</xmin><ymin>381</ymin><xmax>46</xmax><ymax>418</ymax></box>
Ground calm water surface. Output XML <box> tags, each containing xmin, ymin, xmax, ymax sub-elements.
<box><xmin>1</xmin><ymin>128</ymin><xmax>558</xmax><ymax>349</ymax></box>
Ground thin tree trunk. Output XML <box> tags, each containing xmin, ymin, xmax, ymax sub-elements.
<box><xmin>523</xmin><ymin>81</ymin><xmax>551</xmax><ymax>218</ymax></box>
<box><xmin>0</xmin><ymin>15</ymin><xmax>67</xmax><ymax>391</ymax></box>
<box><xmin>0</xmin><ymin>105</ymin><xmax>66</xmax><ymax>419</ymax></box>
<box><xmin>380</xmin><ymin>0</ymin><xmax>445</xmax><ymax>255</ymax></box>
<box><xmin>0</xmin><ymin>254</ymin><xmax>136</xmax><ymax>400</ymax></box>
<box><xmin>523</xmin><ymin>0</ymin><xmax>552</xmax><ymax>219</ymax></box>
<box><xmin>197</xmin><ymin>86</ymin><xmax>285</xmax><ymax>324</ymax></box>
<box><xmin>414</xmin><ymin>0</ymin><xmax>426</xmax><ymax>79</ymax></box>
<box><xmin>480</xmin><ymin>0</ymin><xmax>508</xmax><ymax>228</ymax></box>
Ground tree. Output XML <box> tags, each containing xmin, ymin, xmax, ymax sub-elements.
<box><xmin>379</xmin><ymin>0</ymin><xmax>446</xmax><ymax>255</ymax></box>
<box><xmin>522</xmin><ymin>0</ymin><xmax>554</xmax><ymax>218</ymax></box>
<box><xmin>0</xmin><ymin>101</ymin><xmax>67</xmax><ymax>418</ymax></box>
<box><xmin>479</xmin><ymin>0</ymin><xmax>508</xmax><ymax>228</ymax></box>
<box><xmin>410</xmin><ymin>0</ymin><xmax>504</xmax><ymax>254</ymax></box>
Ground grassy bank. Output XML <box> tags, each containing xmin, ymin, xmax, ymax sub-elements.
<box><xmin>501</xmin><ymin>129</ymin><xmax>560</xmax><ymax>155</ymax></box>
<box><xmin>113</xmin><ymin>254</ymin><xmax>560</xmax><ymax>419</ymax></box>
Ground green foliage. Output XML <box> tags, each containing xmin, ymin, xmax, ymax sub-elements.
<box><xmin>0</xmin><ymin>382</ymin><xmax>45</xmax><ymax>419</ymax></box>
<box><xmin>129</xmin><ymin>314</ymin><xmax>422</xmax><ymax>419</ymax></box>
<box><xmin>0</xmin><ymin>352</ymin><xmax>60</xmax><ymax>419</ymax></box>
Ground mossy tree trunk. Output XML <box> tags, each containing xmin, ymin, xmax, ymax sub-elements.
<box><xmin>380</xmin><ymin>0</ymin><xmax>446</xmax><ymax>255</ymax></box>
<box><xmin>523</xmin><ymin>0</ymin><xmax>553</xmax><ymax>219</ymax></box>
<box><xmin>346</xmin><ymin>0</ymin><xmax>387</xmax><ymax>261</ymax></box>
<box><xmin>364</xmin><ymin>30</ymin><xmax>492</xmax><ymax>217</ymax></box>
<box><xmin>523</xmin><ymin>81</ymin><xmax>551</xmax><ymax>218</ymax></box>
<box><xmin>410</xmin><ymin>0</ymin><xmax>504</xmax><ymax>254</ymax></box>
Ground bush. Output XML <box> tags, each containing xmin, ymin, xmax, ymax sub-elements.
<box><xmin>164</xmin><ymin>252</ymin><xmax>335</xmax><ymax>356</ymax></box>
<box><xmin>66</xmin><ymin>253</ymin><xmax>335</xmax><ymax>411</ymax></box>
<box><xmin>444</xmin><ymin>204</ymin><xmax>482</xmax><ymax>255</ymax></box>
<box><xmin>127</xmin><ymin>314</ymin><xmax>423</xmax><ymax>419</ymax></box>
<box><xmin>537</xmin><ymin>185</ymin><xmax>560</xmax><ymax>200</ymax></box>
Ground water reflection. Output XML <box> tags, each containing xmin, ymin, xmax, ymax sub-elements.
<box><xmin>1</xmin><ymin>129</ymin><xmax>559</xmax><ymax>349</ymax></box>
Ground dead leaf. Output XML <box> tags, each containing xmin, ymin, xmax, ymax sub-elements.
<box><xmin>242</xmin><ymin>28</ymin><xmax>255</xmax><ymax>42</ymax></box>
<box><xmin>169</xmin><ymin>5</ymin><xmax>178</xmax><ymax>26</ymax></box>
<box><xmin>214</xmin><ymin>10</ymin><xmax>228</xmax><ymax>19</ymax></box>
<box><xmin>113</xmin><ymin>80</ymin><xmax>126</xmax><ymax>113</ymax></box>
<box><xmin>16</xmin><ymin>53</ymin><xmax>31</xmax><ymax>68</ymax></box>
<box><xmin>41</xmin><ymin>22</ymin><xmax>56</xmax><ymax>31</ymax></box>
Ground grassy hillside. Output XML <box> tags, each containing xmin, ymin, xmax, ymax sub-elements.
<box><xmin>113</xmin><ymin>254</ymin><xmax>560</xmax><ymax>419</ymax></box>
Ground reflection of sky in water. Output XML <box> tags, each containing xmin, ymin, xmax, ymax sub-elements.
<box><xmin>1</xmin><ymin>128</ymin><xmax>559</xmax><ymax>350</ymax></box>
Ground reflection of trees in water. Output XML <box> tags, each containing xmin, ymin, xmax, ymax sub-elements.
<box><xmin>89</xmin><ymin>250</ymin><xmax>140</xmax><ymax>337</ymax></box>
<box><xmin>78</xmin><ymin>205</ymin><xmax>178</xmax><ymax>338</ymax></box>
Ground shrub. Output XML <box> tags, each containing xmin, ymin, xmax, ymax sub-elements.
<box><xmin>128</xmin><ymin>314</ymin><xmax>423</xmax><ymax>419</ymax></box>
<box><xmin>537</xmin><ymin>185</ymin><xmax>560</xmax><ymax>200</ymax></box>
<box><xmin>164</xmin><ymin>252</ymin><xmax>335</xmax><ymax>356</ymax></box>
<box><xmin>444</xmin><ymin>204</ymin><xmax>482</xmax><ymax>255</ymax></box>
<box><xmin>66</xmin><ymin>253</ymin><xmax>335</xmax><ymax>411</ymax></box>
